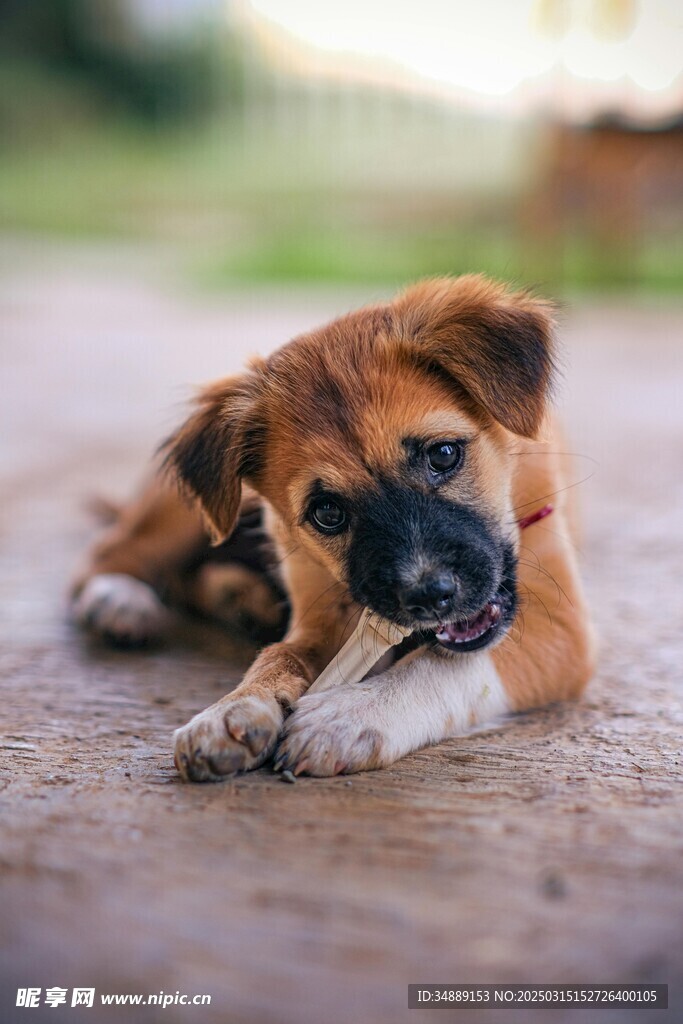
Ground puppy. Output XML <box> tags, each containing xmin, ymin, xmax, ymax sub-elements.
<box><xmin>72</xmin><ymin>275</ymin><xmax>595</xmax><ymax>780</ymax></box>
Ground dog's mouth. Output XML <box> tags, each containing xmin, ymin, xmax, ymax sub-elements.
<box><xmin>352</xmin><ymin>544</ymin><xmax>518</xmax><ymax>656</ymax></box>
<box><xmin>410</xmin><ymin>562</ymin><xmax>517</xmax><ymax>654</ymax></box>
<box><xmin>433</xmin><ymin>599</ymin><xmax>503</xmax><ymax>653</ymax></box>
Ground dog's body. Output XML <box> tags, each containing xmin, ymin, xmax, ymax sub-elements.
<box><xmin>72</xmin><ymin>276</ymin><xmax>595</xmax><ymax>780</ymax></box>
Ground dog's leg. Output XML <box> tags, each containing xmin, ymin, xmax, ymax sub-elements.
<box><xmin>72</xmin><ymin>474</ymin><xmax>284</xmax><ymax>646</ymax></box>
<box><xmin>173</xmin><ymin>550</ymin><xmax>358</xmax><ymax>781</ymax></box>
<box><xmin>491</xmin><ymin>507</ymin><xmax>596</xmax><ymax>710</ymax></box>
<box><xmin>275</xmin><ymin>647</ymin><xmax>509</xmax><ymax>776</ymax></box>
<box><xmin>497</xmin><ymin>431</ymin><xmax>596</xmax><ymax>708</ymax></box>
<box><xmin>186</xmin><ymin>562</ymin><xmax>285</xmax><ymax>640</ymax></box>
<box><xmin>71</xmin><ymin>474</ymin><xmax>208</xmax><ymax>646</ymax></box>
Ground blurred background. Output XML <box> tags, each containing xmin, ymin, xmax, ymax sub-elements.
<box><xmin>3</xmin><ymin>7</ymin><xmax>683</xmax><ymax>1020</ymax></box>
<box><xmin>1</xmin><ymin>0</ymin><xmax>682</xmax><ymax>293</ymax></box>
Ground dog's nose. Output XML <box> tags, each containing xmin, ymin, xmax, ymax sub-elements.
<box><xmin>399</xmin><ymin>573</ymin><xmax>458</xmax><ymax>620</ymax></box>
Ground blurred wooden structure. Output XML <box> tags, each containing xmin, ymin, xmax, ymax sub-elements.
<box><xmin>525</xmin><ymin>118</ymin><xmax>683</xmax><ymax>282</ymax></box>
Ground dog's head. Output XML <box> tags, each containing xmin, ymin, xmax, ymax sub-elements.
<box><xmin>167</xmin><ymin>275</ymin><xmax>555</xmax><ymax>652</ymax></box>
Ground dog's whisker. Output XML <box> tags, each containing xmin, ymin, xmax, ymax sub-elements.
<box><xmin>507</xmin><ymin>450</ymin><xmax>599</xmax><ymax>466</ymax></box>
<box><xmin>510</xmin><ymin>470</ymin><xmax>597</xmax><ymax>514</ymax></box>
<box><xmin>330</xmin><ymin>606</ymin><xmax>367</xmax><ymax>687</ymax></box>
<box><xmin>269</xmin><ymin>543</ymin><xmax>301</xmax><ymax>570</ymax></box>
<box><xmin>516</xmin><ymin>556</ymin><xmax>573</xmax><ymax>610</ymax></box>
<box><xmin>287</xmin><ymin>581</ymin><xmax>345</xmax><ymax>635</ymax></box>
<box><xmin>506</xmin><ymin>621</ymin><xmax>523</xmax><ymax>646</ymax></box>
<box><xmin>518</xmin><ymin>579</ymin><xmax>555</xmax><ymax>628</ymax></box>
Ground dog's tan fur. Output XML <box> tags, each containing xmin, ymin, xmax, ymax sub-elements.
<box><xmin>72</xmin><ymin>276</ymin><xmax>595</xmax><ymax>780</ymax></box>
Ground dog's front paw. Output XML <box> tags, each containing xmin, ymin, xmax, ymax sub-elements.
<box><xmin>72</xmin><ymin>573</ymin><xmax>169</xmax><ymax>647</ymax></box>
<box><xmin>273</xmin><ymin>687</ymin><xmax>387</xmax><ymax>777</ymax></box>
<box><xmin>174</xmin><ymin>694</ymin><xmax>282</xmax><ymax>782</ymax></box>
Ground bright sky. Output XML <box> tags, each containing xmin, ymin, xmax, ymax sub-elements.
<box><xmin>245</xmin><ymin>0</ymin><xmax>683</xmax><ymax>110</ymax></box>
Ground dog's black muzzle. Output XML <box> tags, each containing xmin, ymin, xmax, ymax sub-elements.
<box><xmin>347</xmin><ymin>481</ymin><xmax>517</xmax><ymax>653</ymax></box>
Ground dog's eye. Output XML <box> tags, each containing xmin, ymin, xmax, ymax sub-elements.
<box><xmin>426</xmin><ymin>441</ymin><xmax>463</xmax><ymax>475</ymax></box>
<box><xmin>310</xmin><ymin>498</ymin><xmax>347</xmax><ymax>534</ymax></box>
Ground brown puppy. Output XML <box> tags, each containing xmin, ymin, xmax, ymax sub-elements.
<box><xmin>72</xmin><ymin>275</ymin><xmax>595</xmax><ymax>780</ymax></box>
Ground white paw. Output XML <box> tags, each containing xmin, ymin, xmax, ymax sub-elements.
<box><xmin>174</xmin><ymin>694</ymin><xmax>283</xmax><ymax>782</ymax></box>
<box><xmin>274</xmin><ymin>686</ymin><xmax>388</xmax><ymax>777</ymax></box>
<box><xmin>72</xmin><ymin>573</ymin><xmax>169</xmax><ymax>647</ymax></box>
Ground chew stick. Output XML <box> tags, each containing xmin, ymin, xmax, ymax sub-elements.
<box><xmin>308</xmin><ymin>609</ymin><xmax>413</xmax><ymax>694</ymax></box>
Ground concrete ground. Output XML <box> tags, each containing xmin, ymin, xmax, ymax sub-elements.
<box><xmin>1</xmin><ymin>239</ymin><xmax>682</xmax><ymax>1023</ymax></box>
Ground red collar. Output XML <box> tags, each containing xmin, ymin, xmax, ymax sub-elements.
<box><xmin>517</xmin><ymin>503</ymin><xmax>554</xmax><ymax>531</ymax></box>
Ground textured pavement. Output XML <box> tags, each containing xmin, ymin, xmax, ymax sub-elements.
<box><xmin>1</xmin><ymin>239</ymin><xmax>682</xmax><ymax>1023</ymax></box>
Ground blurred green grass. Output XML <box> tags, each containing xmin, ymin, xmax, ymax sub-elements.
<box><xmin>1</xmin><ymin>104</ymin><xmax>681</xmax><ymax>295</ymax></box>
<box><xmin>200</xmin><ymin>226</ymin><xmax>683</xmax><ymax>293</ymax></box>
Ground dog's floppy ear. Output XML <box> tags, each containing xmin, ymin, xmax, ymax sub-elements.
<box><xmin>394</xmin><ymin>275</ymin><xmax>555</xmax><ymax>437</ymax></box>
<box><xmin>163</xmin><ymin>372</ymin><xmax>264</xmax><ymax>543</ymax></box>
